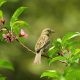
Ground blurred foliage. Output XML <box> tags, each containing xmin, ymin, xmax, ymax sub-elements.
<box><xmin>0</xmin><ymin>0</ymin><xmax>6</xmax><ymax>7</ymax></box>
<box><xmin>0</xmin><ymin>0</ymin><xmax>80</xmax><ymax>80</ymax></box>
<box><xmin>0</xmin><ymin>59</ymin><xmax>14</xmax><ymax>70</ymax></box>
<box><xmin>0</xmin><ymin>75</ymin><xmax>6</xmax><ymax>80</ymax></box>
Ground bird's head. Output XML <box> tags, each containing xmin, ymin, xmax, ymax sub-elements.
<box><xmin>41</xmin><ymin>28</ymin><xmax>55</xmax><ymax>36</ymax></box>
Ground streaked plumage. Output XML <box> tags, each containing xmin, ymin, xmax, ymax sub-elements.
<box><xmin>34</xmin><ymin>28</ymin><xmax>54</xmax><ymax>64</ymax></box>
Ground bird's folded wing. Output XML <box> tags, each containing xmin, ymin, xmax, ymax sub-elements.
<box><xmin>35</xmin><ymin>35</ymin><xmax>50</xmax><ymax>52</ymax></box>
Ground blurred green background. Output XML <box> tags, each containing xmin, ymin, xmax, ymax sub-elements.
<box><xmin>0</xmin><ymin>0</ymin><xmax>80</xmax><ymax>80</ymax></box>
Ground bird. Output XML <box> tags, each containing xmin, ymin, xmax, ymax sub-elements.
<box><xmin>34</xmin><ymin>28</ymin><xmax>54</xmax><ymax>64</ymax></box>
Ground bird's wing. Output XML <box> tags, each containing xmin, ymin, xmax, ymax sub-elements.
<box><xmin>35</xmin><ymin>35</ymin><xmax>50</xmax><ymax>52</ymax></box>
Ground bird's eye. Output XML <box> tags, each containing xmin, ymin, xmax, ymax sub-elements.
<box><xmin>47</xmin><ymin>30</ymin><xmax>51</xmax><ymax>32</ymax></box>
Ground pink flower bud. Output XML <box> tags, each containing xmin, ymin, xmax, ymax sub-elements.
<box><xmin>19</xmin><ymin>29</ymin><xmax>28</xmax><ymax>39</ymax></box>
<box><xmin>2</xmin><ymin>32</ymin><xmax>16</xmax><ymax>42</ymax></box>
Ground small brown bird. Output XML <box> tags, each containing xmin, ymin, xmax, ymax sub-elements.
<box><xmin>34</xmin><ymin>28</ymin><xmax>54</xmax><ymax>64</ymax></box>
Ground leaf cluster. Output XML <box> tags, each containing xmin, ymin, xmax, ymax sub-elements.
<box><xmin>41</xmin><ymin>32</ymin><xmax>80</xmax><ymax>80</ymax></box>
<box><xmin>0</xmin><ymin>0</ymin><xmax>29</xmax><ymax>79</ymax></box>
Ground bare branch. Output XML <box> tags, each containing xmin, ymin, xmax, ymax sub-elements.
<box><xmin>16</xmin><ymin>39</ymin><xmax>35</xmax><ymax>54</ymax></box>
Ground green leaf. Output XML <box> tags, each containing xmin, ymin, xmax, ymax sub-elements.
<box><xmin>48</xmin><ymin>39</ymin><xmax>62</xmax><ymax>58</ymax></box>
<box><xmin>60</xmin><ymin>76</ymin><xmax>66</xmax><ymax>80</ymax></box>
<box><xmin>0</xmin><ymin>76</ymin><xmax>6</xmax><ymax>80</ymax></box>
<box><xmin>57</xmin><ymin>38</ymin><xmax>62</xmax><ymax>44</ymax></box>
<box><xmin>74</xmin><ymin>49</ymin><xmax>80</xmax><ymax>55</ymax></box>
<box><xmin>10</xmin><ymin>7</ymin><xmax>27</xmax><ymax>27</ymax></box>
<box><xmin>12</xmin><ymin>20</ymin><xmax>28</xmax><ymax>35</ymax></box>
<box><xmin>0</xmin><ymin>10</ymin><xmax>3</xmax><ymax>18</ymax></box>
<box><xmin>0</xmin><ymin>59</ymin><xmax>14</xmax><ymax>70</ymax></box>
<box><xmin>48</xmin><ymin>46</ymin><xmax>58</xmax><ymax>58</ymax></box>
<box><xmin>66</xmin><ymin>41</ymin><xmax>80</xmax><ymax>48</ymax></box>
<box><xmin>68</xmin><ymin>49</ymin><xmax>80</xmax><ymax>64</ymax></box>
<box><xmin>12</xmin><ymin>20</ymin><xmax>28</xmax><ymax>27</ymax></box>
<box><xmin>0</xmin><ymin>0</ymin><xmax>6</xmax><ymax>7</ymax></box>
<box><xmin>41</xmin><ymin>70</ymin><xmax>60</xmax><ymax>78</ymax></box>
<box><xmin>62</xmin><ymin>32</ymin><xmax>80</xmax><ymax>44</ymax></box>
<box><xmin>49</xmin><ymin>56</ymin><xmax>66</xmax><ymax>65</ymax></box>
<box><xmin>64</xmin><ymin>68</ymin><xmax>80</xmax><ymax>80</ymax></box>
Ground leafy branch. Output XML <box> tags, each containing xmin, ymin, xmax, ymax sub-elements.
<box><xmin>41</xmin><ymin>32</ymin><xmax>80</xmax><ymax>80</ymax></box>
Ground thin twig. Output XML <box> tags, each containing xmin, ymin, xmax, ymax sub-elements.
<box><xmin>16</xmin><ymin>39</ymin><xmax>35</xmax><ymax>54</ymax></box>
<box><xmin>16</xmin><ymin>39</ymin><xmax>51</xmax><ymax>58</ymax></box>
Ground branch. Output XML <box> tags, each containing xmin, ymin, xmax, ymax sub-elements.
<box><xmin>16</xmin><ymin>39</ymin><xmax>68</xmax><ymax>65</ymax></box>
<box><xmin>16</xmin><ymin>39</ymin><xmax>35</xmax><ymax>54</ymax></box>
<box><xmin>16</xmin><ymin>39</ymin><xmax>51</xmax><ymax>59</ymax></box>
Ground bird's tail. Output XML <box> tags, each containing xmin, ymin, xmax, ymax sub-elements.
<box><xmin>33</xmin><ymin>52</ymin><xmax>41</xmax><ymax>64</ymax></box>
